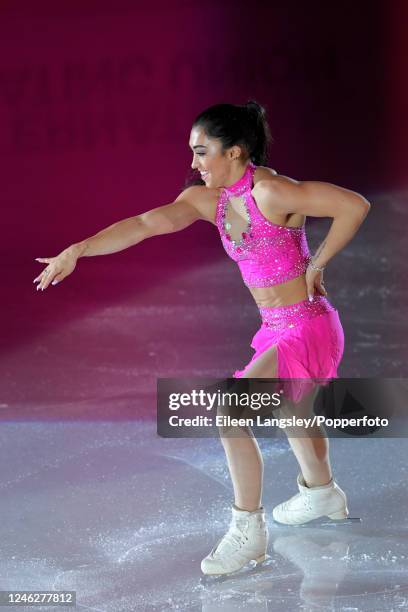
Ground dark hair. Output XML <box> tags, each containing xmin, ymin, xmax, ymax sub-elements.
<box><xmin>184</xmin><ymin>100</ymin><xmax>273</xmax><ymax>188</ymax></box>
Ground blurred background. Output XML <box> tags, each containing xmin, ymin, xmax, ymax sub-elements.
<box><xmin>1</xmin><ymin>0</ymin><xmax>407</xmax><ymax>418</ymax></box>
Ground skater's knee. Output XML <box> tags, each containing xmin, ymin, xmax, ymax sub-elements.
<box><xmin>219</xmin><ymin>424</ymin><xmax>254</xmax><ymax>441</ymax></box>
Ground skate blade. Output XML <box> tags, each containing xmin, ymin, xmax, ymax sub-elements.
<box><xmin>200</xmin><ymin>554</ymin><xmax>272</xmax><ymax>584</ymax></box>
<box><xmin>319</xmin><ymin>516</ymin><xmax>362</xmax><ymax>526</ymax></box>
<box><xmin>273</xmin><ymin>516</ymin><xmax>362</xmax><ymax>528</ymax></box>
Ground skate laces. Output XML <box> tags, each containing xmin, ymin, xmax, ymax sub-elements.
<box><xmin>211</xmin><ymin>518</ymin><xmax>250</xmax><ymax>558</ymax></box>
<box><xmin>303</xmin><ymin>493</ymin><xmax>313</xmax><ymax>511</ymax></box>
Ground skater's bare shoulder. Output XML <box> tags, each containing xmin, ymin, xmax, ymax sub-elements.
<box><xmin>253</xmin><ymin>165</ymin><xmax>279</xmax><ymax>182</ymax></box>
<box><xmin>174</xmin><ymin>184</ymin><xmax>220</xmax><ymax>226</ymax></box>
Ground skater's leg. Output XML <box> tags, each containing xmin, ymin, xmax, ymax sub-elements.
<box><xmin>238</xmin><ymin>342</ymin><xmax>333</xmax><ymax>488</ymax></box>
<box><xmin>216</xmin><ymin>346</ymin><xmax>281</xmax><ymax>512</ymax></box>
<box><xmin>219</xmin><ymin>424</ymin><xmax>264</xmax><ymax>512</ymax></box>
<box><xmin>217</xmin><ymin>344</ymin><xmax>280</xmax><ymax>511</ymax></box>
<box><xmin>280</xmin><ymin>388</ymin><xmax>333</xmax><ymax>487</ymax></box>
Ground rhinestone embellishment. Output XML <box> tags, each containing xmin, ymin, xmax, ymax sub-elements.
<box><xmin>259</xmin><ymin>296</ymin><xmax>335</xmax><ymax>331</ymax></box>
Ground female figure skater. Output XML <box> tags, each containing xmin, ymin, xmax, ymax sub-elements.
<box><xmin>33</xmin><ymin>101</ymin><xmax>370</xmax><ymax>576</ymax></box>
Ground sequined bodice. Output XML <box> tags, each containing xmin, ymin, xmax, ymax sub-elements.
<box><xmin>215</xmin><ymin>162</ymin><xmax>311</xmax><ymax>288</ymax></box>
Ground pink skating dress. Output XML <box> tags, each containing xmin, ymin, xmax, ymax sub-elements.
<box><xmin>215</xmin><ymin>161</ymin><xmax>344</xmax><ymax>403</ymax></box>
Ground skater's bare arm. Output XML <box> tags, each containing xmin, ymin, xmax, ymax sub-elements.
<box><xmin>33</xmin><ymin>186</ymin><xmax>206</xmax><ymax>290</ymax></box>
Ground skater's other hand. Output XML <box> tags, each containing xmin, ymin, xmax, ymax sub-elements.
<box><xmin>305</xmin><ymin>265</ymin><xmax>327</xmax><ymax>302</ymax></box>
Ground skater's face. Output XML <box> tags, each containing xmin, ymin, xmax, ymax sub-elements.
<box><xmin>189</xmin><ymin>126</ymin><xmax>244</xmax><ymax>188</ymax></box>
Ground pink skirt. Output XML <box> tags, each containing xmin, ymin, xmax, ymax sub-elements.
<box><xmin>233</xmin><ymin>296</ymin><xmax>345</xmax><ymax>404</ymax></box>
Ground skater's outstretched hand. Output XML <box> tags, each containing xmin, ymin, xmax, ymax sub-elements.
<box><xmin>33</xmin><ymin>246</ymin><xmax>79</xmax><ymax>291</ymax></box>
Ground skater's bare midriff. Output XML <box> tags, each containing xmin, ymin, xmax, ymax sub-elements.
<box><xmin>246</xmin><ymin>275</ymin><xmax>309</xmax><ymax>308</ymax></box>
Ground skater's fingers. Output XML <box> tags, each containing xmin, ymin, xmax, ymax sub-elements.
<box><xmin>306</xmin><ymin>279</ymin><xmax>315</xmax><ymax>302</ymax></box>
<box><xmin>35</xmin><ymin>266</ymin><xmax>60</xmax><ymax>291</ymax></box>
<box><xmin>50</xmin><ymin>272</ymin><xmax>66</xmax><ymax>285</ymax></box>
<box><xmin>317</xmin><ymin>278</ymin><xmax>328</xmax><ymax>296</ymax></box>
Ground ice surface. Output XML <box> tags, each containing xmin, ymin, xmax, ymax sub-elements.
<box><xmin>0</xmin><ymin>422</ymin><xmax>407</xmax><ymax>611</ymax></box>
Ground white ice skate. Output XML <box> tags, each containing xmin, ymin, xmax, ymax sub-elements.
<box><xmin>272</xmin><ymin>473</ymin><xmax>349</xmax><ymax>525</ymax></box>
<box><xmin>201</xmin><ymin>505</ymin><xmax>268</xmax><ymax>575</ymax></box>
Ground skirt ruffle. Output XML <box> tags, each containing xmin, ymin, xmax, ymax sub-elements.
<box><xmin>233</xmin><ymin>309</ymin><xmax>344</xmax><ymax>404</ymax></box>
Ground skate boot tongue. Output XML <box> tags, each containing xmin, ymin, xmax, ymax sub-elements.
<box><xmin>212</xmin><ymin>522</ymin><xmax>248</xmax><ymax>557</ymax></box>
<box><xmin>212</xmin><ymin>510</ymin><xmax>250</xmax><ymax>557</ymax></box>
<box><xmin>201</xmin><ymin>506</ymin><xmax>269</xmax><ymax>575</ymax></box>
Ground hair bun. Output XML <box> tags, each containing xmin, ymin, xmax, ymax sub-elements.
<box><xmin>244</xmin><ymin>100</ymin><xmax>264</xmax><ymax>118</ymax></box>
